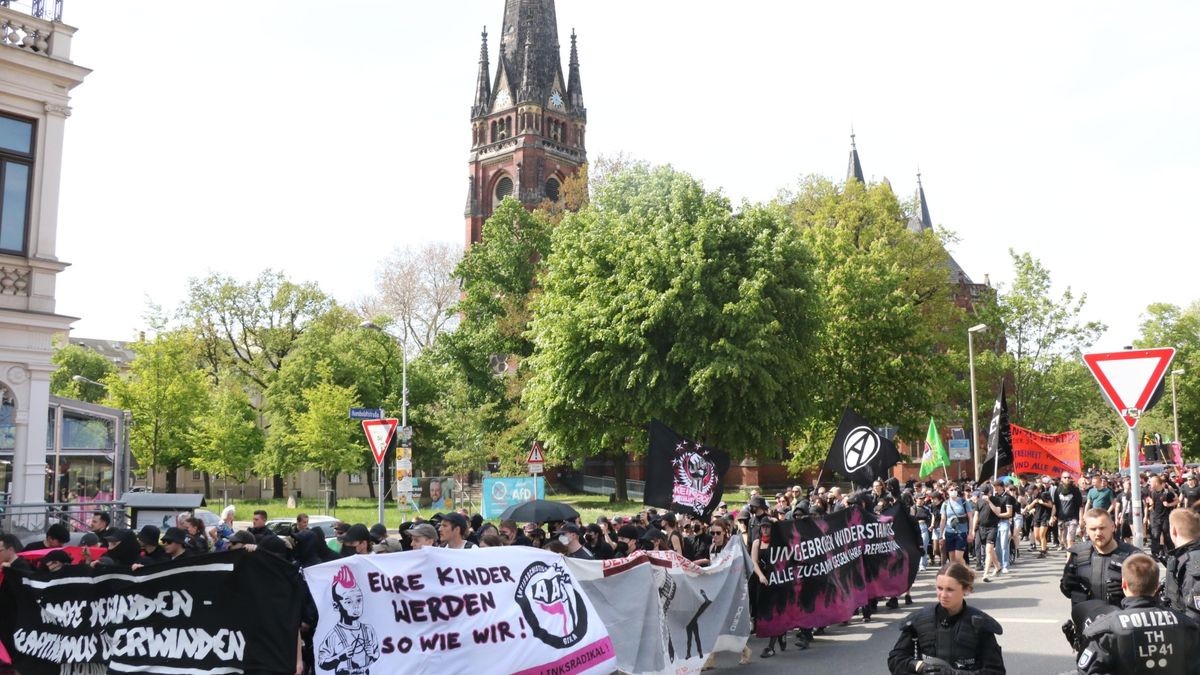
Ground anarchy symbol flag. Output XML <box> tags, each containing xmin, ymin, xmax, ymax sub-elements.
<box><xmin>824</xmin><ymin>408</ymin><xmax>901</xmax><ymax>488</ymax></box>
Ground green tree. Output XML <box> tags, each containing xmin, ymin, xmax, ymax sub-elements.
<box><xmin>975</xmin><ymin>251</ymin><xmax>1106</xmax><ymax>435</ymax></box>
<box><xmin>525</xmin><ymin>163</ymin><xmax>819</xmax><ymax>498</ymax></box>
<box><xmin>50</xmin><ymin>341</ymin><xmax>116</xmax><ymax>403</ymax></box>
<box><xmin>430</xmin><ymin>197</ymin><xmax>555</xmax><ymax>475</ymax></box>
<box><xmin>193</xmin><ymin>383</ymin><xmax>264</xmax><ymax>489</ymax></box>
<box><xmin>1134</xmin><ymin>301</ymin><xmax>1200</xmax><ymax>457</ymax></box>
<box><xmin>777</xmin><ymin>177</ymin><xmax>967</xmax><ymax>471</ymax></box>
<box><xmin>288</xmin><ymin>370</ymin><xmax>363</xmax><ymax>505</ymax></box>
<box><xmin>105</xmin><ymin>331</ymin><xmax>210</xmax><ymax>492</ymax></box>
<box><xmin>181</xmin><ymin>269</ymin><xmax>332</xmax><ymax>496</ymax></box>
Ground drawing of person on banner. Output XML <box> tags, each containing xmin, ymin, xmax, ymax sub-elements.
<box><xmin>656</xmin><ymin>568</ymin><xmax>678</xmax><ymax>661</ymax></box>
<box><xmin>318</xmin><ymin>566</ymin><xmax>380</xmax><ymax>675</ymax></box>
<box><xmin>685</xmin><ymin>589</ymin><xmax>713</xmax><ymax>659</ymax></box>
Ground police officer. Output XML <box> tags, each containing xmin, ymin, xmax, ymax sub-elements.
<box><xmin>1076</xmin><ymin>553</ymin><xmax>1200</xmax><ymax>674</ymax></box>
<box><xmin>887</xmin><ymin>561</ymin><xmax>1005</xmax><ymax>674</ymax></box>
<box><xmin>1061</xmin><ymin>508</ymin><xmax>1141</xmax><ymax>652</ymax></box>
<box><xmin>1164</xmin><ymin>508</ymin><xmax>1200</xmax><ymax>622</ymax></box>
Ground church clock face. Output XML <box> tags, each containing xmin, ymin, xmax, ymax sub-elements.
<box><xmin>548</xmin><ymin>91</ymin><xmax>565</xmax><ymax>110</ymax></box>
<box><xmin>494</xmin><ymin>90</ymin><xmax>512</xmax><ymax>111</ymax></box>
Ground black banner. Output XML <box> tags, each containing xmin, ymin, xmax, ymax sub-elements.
<box><xmin>0</xmin><ymin>552</ymin><xmax>302</xmax><ymax>675</ymax></box>
<box><xmin>755</xmin><ymin>505</ymin><xmax>922</xmax><ymax>636</ymax></box>
<box><xmin>645</xmin><ymin>420</ymin><xmax>731</xmax><ymax>517</ymax></box>
<box><xmin>823</xmin><ymin>408</ymin><xmax>900</xmax><ymax>488</ymax></box>
<box><xmin>979</xmin><ymin>384</ymin><xmax>1012</xmax><ymax>481</ymax></box>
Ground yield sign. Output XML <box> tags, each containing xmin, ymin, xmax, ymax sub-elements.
<box><xmin>526</xmin><ymin>441</ymin><xmax>545</xmax><ymax>464</ymax></box>
<box><xmin>363</xmin><ymin>418</ymin><xmax>400</xmax><ymax>465</ymax></box>
<box><xmin>1083</xmin><ymin>348</ymin><xmax>1175</xmax><ymax>428</ymax></box>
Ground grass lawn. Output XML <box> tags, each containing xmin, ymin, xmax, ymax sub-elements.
<box><xmin>220</xmin><ymin>489</ymin><xmax>754</xmax><ymax>527</ymax></box>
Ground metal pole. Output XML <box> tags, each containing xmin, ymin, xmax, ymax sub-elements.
<box><xmin>52</xmin><ymin>403</ymin><xmax>62</xmax><ymax>502</ymax></box>
<box><xmin>968</xmin><ymin>331</ymin><xmax>981</xmax><ymax>483</ymax></box>
<box><xmin>1171</xmin><ymin>370</ymin><xmax>1180</xmax><ymax>444</ymax></box>
<box><xmin>1128</xmin><ymin>423</ymin><xmax>1143</xmax><ymax>549</ymax></box>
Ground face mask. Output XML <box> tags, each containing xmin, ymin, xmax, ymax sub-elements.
<box><xmin>615</xmin><ymin>541</ymin><xmax>629</xmax><ymax>555</ymax></box>
<box><xmin>558</xmin><ymin>535</ymin><xmax>570</xmax><ymax>546</ymax></box>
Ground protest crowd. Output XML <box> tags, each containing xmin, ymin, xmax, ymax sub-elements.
<box><xmin>4</xmin><ymin>443</ymin><xmax>1200</xmax><ymax>673</ymax></box>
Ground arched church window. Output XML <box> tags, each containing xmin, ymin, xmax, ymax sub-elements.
<box><xmin>545</xmin><ymin>177</ymin><xmax>561</xmax><ymax>202</ymax></box>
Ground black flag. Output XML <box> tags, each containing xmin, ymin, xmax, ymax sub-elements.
<box><xmin>645</xmin><ymin>420</ymin><xmax>731</xmax><ymax>517</ymax></box>
<box><xmin>824</xmin><ymin>408</ymin><xmax>901</xmax><ymax>488</ymax></box>
<box><xmin>979</xmin><ymin>384</ymin><xmax>1012</xmax><ymax>481</ymax></box>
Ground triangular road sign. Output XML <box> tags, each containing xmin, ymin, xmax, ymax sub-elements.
<box><xmin>526</xmin><ymin>440</ymin><xmax>545</xmax><ymax>464</ymax></box>
<box><xmin>1083</xmin><ymin>348</ymin><xmax>1175</xmax><ymax>428</ymax></box>
<box><xmin>363</xmin><ymin>418</ymin><xmax>400</xmax><ymax>465</ymax></box>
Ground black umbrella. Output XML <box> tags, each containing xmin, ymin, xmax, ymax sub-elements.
<box><xmin>498</xmin><ymin>499</ymin><xmax>580</xmax><ymax>523</ymax></box>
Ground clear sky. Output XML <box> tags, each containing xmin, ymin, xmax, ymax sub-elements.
<box><xmin>54</xmin><ymin>1</ymin><xmax>1199</xmax><ymax>350</ymax></box>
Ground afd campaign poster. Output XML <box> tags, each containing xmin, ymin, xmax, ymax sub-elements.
<box><xmin>565</xmin><ymin>536</ymin><xmax>751</xmax><ymax>675</ymax></box>
<box><xmin>303</xmin><ymin>547</ymin><xmax>617</xmax><ymax>675</ymax></box>
<box><xmin>482</xmin><ymin>476</ymin><xmax>545</xmax><ymax>519</ymax></box>
<box><xmin>756</xmin><ymin>505</ymin><xmax>922</xmax><ymax>636</ymax></box>
<box><xmin>0</xmin><ymin>551</ymin><xmax>303</xmax><ymax>675</ymax></box>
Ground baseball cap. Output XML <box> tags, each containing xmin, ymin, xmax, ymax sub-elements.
<box><xmin>333</xmin><ymin>521</ymin><xmax>350</xmax><ymax>534</ymax></box>
<box><xmin>641</xmin><ymin>527</ymin><xmax>667</xmax><ymax>542</ymax></box>
<box><xmin>555</xmin><ymin>523</ymin><xmax>581</xmax><ymax>536</ymax></box>
<box><xmin>103</xmin><ymin>528</ymin><xmax>129</xmax><ymax>543</ymax></box>
<box><xmin>409</xmin><ymin>523</ymin><xmax>437</xmax><ymax>541</ymax></box>
<box><xmin>369</xmin><ymin>524</ymin><xmax>388</xmax><ymax>542</ymax></box>
<box><xmin>229</xmin><ymin>530</ymin><xmax>255</xmax><ymax>545</ymax></box>
<box><xmin>162</xmin><ymin>527</ymin><xmax>187</xmax><ymax>544</ymax></box>
<box><xmin>442</xmin><ymin>513</ymin><xmax>468</xmax><ymax>531</ymax></box>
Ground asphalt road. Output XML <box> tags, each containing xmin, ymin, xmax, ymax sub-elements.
<box><xmin>706</xmin><ymin>545</ymin><xmax>1080</xmax><ymax>674</ymax></box>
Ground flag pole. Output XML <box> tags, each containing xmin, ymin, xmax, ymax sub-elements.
<box><xmin>813</xmin><ymin>468</ymin><xmax>825</xmax><ymax>488</ymax></box>
<box><xmin>942</xmin><ymin>465</ymin><xmax>950</xmax><ymax>482</ymax></box>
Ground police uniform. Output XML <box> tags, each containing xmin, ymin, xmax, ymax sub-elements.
<box><xmin>1075</xmin><ymin>596</ymin><xmax>1200</xmax><ymax>674</ymax></box>
<box><xmin>1061</xmin><ymin>541</ymin><xmax>1141</xmax><ymax>607</ymax></box>
<box><xmin>887</xmin><ymin>602</ymin><xmax>1006</xmax><ymax>674</ymax></box>
<box><xmin>1164</xmin><ymin>539</ymin><xmax>1200</xmax><ymax>623</ymax></box>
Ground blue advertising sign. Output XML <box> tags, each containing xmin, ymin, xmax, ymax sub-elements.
<box><xmin>349</xmin><ymin>407</ymin><xmax>385</xmax><ymax>420</ymax></box>
<box><xmin>482</xmin><ymin>476</ymin><xmax>544</xmax><ymax>519</ymax></box>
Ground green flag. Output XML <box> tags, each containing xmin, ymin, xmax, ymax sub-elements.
<box><xmin>920</xmin><ymin>417</ymin><xmax>949</xmax><ymax>479</ymax></box>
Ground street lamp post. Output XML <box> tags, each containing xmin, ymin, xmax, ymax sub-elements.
<box><xmin>1172</xmin><ymin>369</ymin><xmax>1184</xmax><ymax>445</ymax></box>
<box><xmin>967</xmin><ymin>324</ymin><xmax>988</xmax><ymax>482</ymax></box>
<box><xmin>360</xmin><ymin>321</ymin><xmax>409</xmax><ymax>526</ymax></box>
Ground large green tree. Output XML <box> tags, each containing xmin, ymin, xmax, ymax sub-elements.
<box><xmin>105</xmin><ymin>331</ymin><xmax>210</xmax><ymax>492</ymax></box>
<box><xmin>181</xmin><ymin>269</ymin><xmax>331</xmax><ymax>496</ymax></box>
<box><xmin>778</xmin><ymin>177</ymin><xmax>967</xmax><ymax>469</ymax></box>
<box><xmin>525</xmin><ymin>163</ymin><xmax>819</xmax><ymax>498</ymax></box>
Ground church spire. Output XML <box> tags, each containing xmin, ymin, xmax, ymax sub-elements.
<box><xmin>846</xmin><ymin>128</ymin><xmax>865</xmax><ymax>185</ymax></box>
<box><xmin>909</xmin><ymin>170</ymin><xmax>933</xmax><ymax>232</ymax></box>
<box><xmin>567</xmin><ymin>28</ymin><xmax>585</xmax><ymax>114</ymax></box>
<box><xmin>471</xmin><ymin>27</ymin><xmax>491</xmax><ymax>119</ymax></box>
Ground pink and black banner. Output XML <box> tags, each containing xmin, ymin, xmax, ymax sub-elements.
<box><xmin>755</xmin><ymin>505</ymin><xmax>922</xmax><ymax>636</ymax></box>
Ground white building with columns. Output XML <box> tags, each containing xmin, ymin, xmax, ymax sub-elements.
<box><xmin>0</xmin><ymin>4</ymin><xmax>90</xmax><ymax>517</ymax></box>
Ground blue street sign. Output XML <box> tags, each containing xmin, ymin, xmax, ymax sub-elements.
<box><xmin>349</xmin><ymin>407</ymin><xmax>385</xmax><ymax>420</ymax></box>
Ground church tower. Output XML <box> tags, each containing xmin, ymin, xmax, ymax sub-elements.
<box><xmin>464</xmin><ymin>0</ymin><xmax>587</xmax><ymax>246</ymax></box>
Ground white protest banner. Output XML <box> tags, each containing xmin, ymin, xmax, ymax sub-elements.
<box><xmin>565</xmin><ymin>537</ymin><xmax>752</xmax><ymax>675</ymax></box>
<box><xmin>304</xmin><ymin>547</ymin><xmax>617</xmax><ymax>675</ymax></box>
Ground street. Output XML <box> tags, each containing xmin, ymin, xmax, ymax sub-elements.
<box><xmin>709</xmin><ymin>548</ymin><xmax>1079</xmax><ymax>674</ymax></box>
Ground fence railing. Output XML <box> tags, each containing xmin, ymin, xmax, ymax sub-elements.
<box><xmin>580</xmin><ymin>475</ymin><xmax>644</xmax><ymax>500</ymax></box>
<box><xmin>0</xmin><ymin>498</ymin><xmax>126</xmax><ymax>540</ymax></box>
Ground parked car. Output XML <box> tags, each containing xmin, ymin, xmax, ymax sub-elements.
<box><xmin>265</xmin><ymin>515</ymin><xmax>340</xmax><ymax>536</ymax></box>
